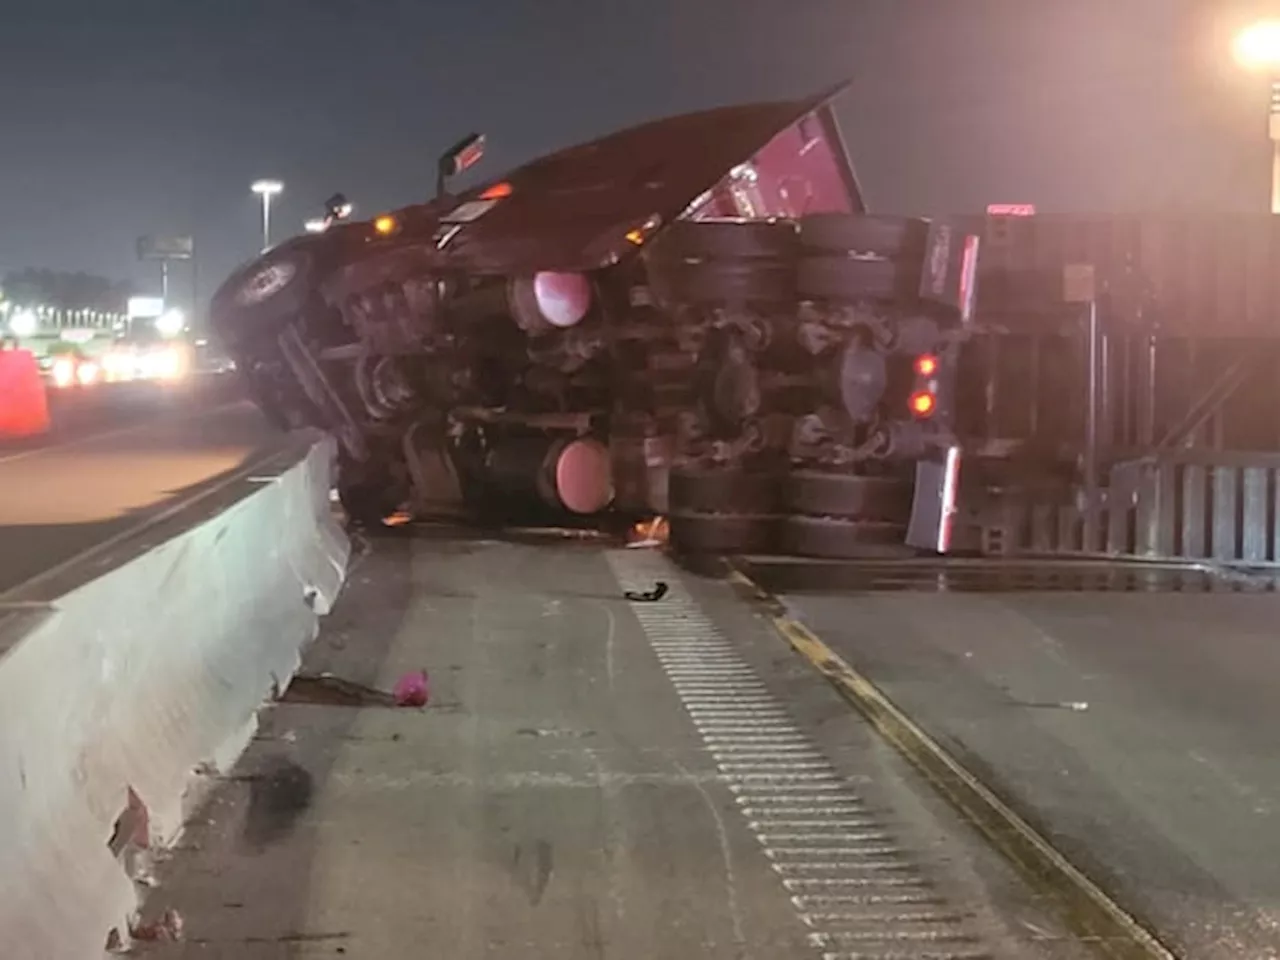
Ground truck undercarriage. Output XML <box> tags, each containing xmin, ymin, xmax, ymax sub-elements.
<box><xmin>210</xmin><ymin>83</ymin><xmax>979</xmax><ymax>556</ymax></box>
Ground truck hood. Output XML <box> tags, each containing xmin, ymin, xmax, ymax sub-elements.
<box><xmin>428</xmin><ymin>81</ymin><xmax>855</xmax><ymax>274</ymax></box>
<box><xmin>214</xmin><ymin>82</ymin><xmax>857</xmax><ymax>321</ymax></box>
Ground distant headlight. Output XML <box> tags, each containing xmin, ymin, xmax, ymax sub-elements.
<box><xmin>152</xmin><ymin>346</ymin><xmax>189</xmax><ymax>381</ymax></box>
<box><xmin>51</xmin><ymin>357</ymin><xmax>76</xmax><ymax>388</ymax></box>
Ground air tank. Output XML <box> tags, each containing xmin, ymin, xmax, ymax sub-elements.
<box><xmin>482</xmin><ymin>434</ymin><xmax>614</xmax><ymax>515</ymax></box>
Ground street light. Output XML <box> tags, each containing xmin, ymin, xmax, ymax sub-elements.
<box><xmin>1234</xmin><ymin>21</ymin><xmax>1280</xmax><ymax>213</ymax></box>
<box><xmin>251</xmin><ymin>179</ymin><xmax>284</xmax><ymax>252</ymax></box>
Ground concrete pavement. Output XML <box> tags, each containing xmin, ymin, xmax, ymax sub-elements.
<box><xmin>746</xmin><ymin>556</ymin><xmax>1280</xmax><ymax>959</ymax></box>
<box><xmin>137</xmin><ymin>535</ymin><xmax>1093</xmax><ymax>959</ymax></box>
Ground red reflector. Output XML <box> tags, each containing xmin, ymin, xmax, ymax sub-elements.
<box><xmin>914</xmin><ymin>354</ymin><xmax>939</xmax><ymax>377</ymax></box>
<box><xmin>986</xmin><ymin>203</ymin><xmax>1036</xmax><ymax>217</ymax></box>
<box><xmin>909</xmin><ymin>390</ymin><xmax>936</xmax><ymax>417</ymax></box>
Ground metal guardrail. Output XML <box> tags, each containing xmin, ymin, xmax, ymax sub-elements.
<box><xmin>981</xmin><ymin>452</ymin><xmax>1280</xmax><ymax>568</ymax></box>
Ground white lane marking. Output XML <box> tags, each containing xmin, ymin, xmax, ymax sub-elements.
<box><xmin>607</xmin><ymin>550</ymin><xmax>995</xmax><ymax>960</ymax></box>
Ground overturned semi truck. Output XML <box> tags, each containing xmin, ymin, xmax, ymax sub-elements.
<box><xmin>209</xmin><ymin>82</ymin><xmax>981</xmax><ymax>557</ymax></box>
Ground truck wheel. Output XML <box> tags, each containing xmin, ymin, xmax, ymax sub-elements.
<box><xmin>782</xmin><ymin>471</ymin><xmax>912</xmax><ymax>523</ymax></box>
<box><xmin>210</xmin><ymin>247</ymin><xmax>315</xmax><ymax>347</ymax></box>
<box><xmin>669</xmin><ymin>467</ymin><xmax>780</xmax><ymax>514</ymax></box>
<box><xmin>647</xmin><ymin>219</ymin><xmax>799</xmax><ymax>263</ymax></box>
<box><xmin>779</xmin><ymin>515</ymin><xmax>909</xmax><ymax>559</ymax></box>
<box><xmin>799</xmin><ymin>214</ymin><xmax>930</xmax><ymax>258</ymax></box>
<box><xmin>649</xmin><ymin>260</ymin><xmax>797</xmax><ymax>306</ymax></box>
<box><xmin>797</xmin><ymin>255</ymin><xmax>913</xmax><ymax>302</ymax></box>
<box><xmin>669</xmin><ymin>512</ymin><xmax>777</xmax><ymax>555</ymax></box>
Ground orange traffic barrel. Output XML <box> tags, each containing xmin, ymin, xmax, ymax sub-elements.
<box><xmin>0</xmin><ymin>347</ymin><xmax>51</xmax><ymax>438</ymax></box>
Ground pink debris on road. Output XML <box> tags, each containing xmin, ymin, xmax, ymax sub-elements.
<box><xmin>393</xmin><ymin>670</ymin><xmax>429</xmax><ymax>707</ymax></box>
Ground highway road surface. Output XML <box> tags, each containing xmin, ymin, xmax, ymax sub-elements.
<box><xmin>138</xmin><ymin>534</ymin><xmax>1100</xmax><ymax>959</ymax></box>
<box><xmin>1</xmin><ymin>375</ymin><xmax>243</xmax><ymax>451</ymax></box>
<box><xmin>23</xmin><ymin>378</ymin><xmax>1276</xmax><ymax>957</ymax></box>
<box><xmin>744</xmin><ymin>555</ymin><xmax>1280</xmax><ymax>960</ymax></box>
<box><xmin>0</xmin><ymin>377</ymin><xmax>288</xmax><ymax>594</ymax></box>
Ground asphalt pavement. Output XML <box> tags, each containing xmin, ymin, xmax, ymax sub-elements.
<box><xmin>0</xmin><ymin>380</ymin><xmax>287</xmax><ymax>594</ymax></box>
<box><xmin>138</xmin><ymin>534</ymin><xmax>1097</xmax><ymax>959</ymax></box>
<box><xmin>744</xmin><ymin>555</ymin><xmax>1280</xmax><ymax>960</ymax></box>
<box><xmin>27</xmin><ymin>375</ymin><xmax>245</xmax><ymax>447</ymax></box>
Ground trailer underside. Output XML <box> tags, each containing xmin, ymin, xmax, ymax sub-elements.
<box><xmin>210</xmin><ymin>89</ymin><xmax>1280</xmax><ymax>570</ymax></box>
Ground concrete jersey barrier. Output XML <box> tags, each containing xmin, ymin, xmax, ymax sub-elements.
<box><xmin>0</xmin><ymin>435</ymin><xmax>350</xmax><ymax>958</ymax></box>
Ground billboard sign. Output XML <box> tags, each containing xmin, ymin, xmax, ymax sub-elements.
<box><xmin>137</xmin><ymin>235</ymin><xmax>194</xmax><ymax>261</ymax></box>
<box><xmin>127</xmin><ymin>296</ymin><xmax>165</xmax><ymax>319</ymax></box>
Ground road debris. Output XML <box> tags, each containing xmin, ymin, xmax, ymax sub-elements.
<box><xmin>1017</xmin><ymin>699</ymin><xmax>1091</xmax><ymax>712</ymax></box>
<box><xmin>624</xmin><ymin>580</ymin><xmax>669</xmax><ymax>602</ymax></box>
<box><xmin>393</xmin><ymin>669</ymin><xmax>430</xmax><ymax>707</ymax></box>
<box><xmin>627</xmin><ymin>515</ymin><xmax>669</xmax><ymax>548</ymax></box>
<box><xmin>126</xmin><ymin>908</ymin><xmax>184</xmax><ymax>944</ymax></box>
<box><xmin>281</xmin><ymin>671</ymin><xmax>431</xmax><ymax>708</ymax></box>
<box><xmin>282</xmin><ymin>673</ymin><xmax>395</xmax><ymax>707</ymax></box>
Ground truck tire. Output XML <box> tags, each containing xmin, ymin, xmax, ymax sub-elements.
<box><xmin>649</xmin><ymin>260</ymin><xmax>797</xmax><ymax>306</ymax></box>
<box><xmin>669</xmin><ymin>511</ymin><xmax>777</xmax><ymax>555</ymax></box>
<box><xmin>783</xmin><ymin>471</ymin><xmax>912</xmax><ymax>522</ymax></box>
<box><xmin>647</xmin><ymin>219</ymin><xmax>799</xmax><ymax>263</ymax></box>
<box><xmin>799</xmin><ymin>214</ymin><xmax>930</xmax><ymax>258</ymax></box>
<box><xmin>211</xmin><ymin>247</ymin><xmax>315</xmax><ymax>346</ymax></box>
<box><xmin>797</xmin><ymin>255</ymin><xmax>913</xmax><ymax>302</ymax></box>
<box><xmin>668</xmin><ymin>468</ymin><xmax>780</xmax><ymax>514</ymax></box>
<box><xmin>779</xmin><ymin>515</ymin><xmax>908</xmax><ymax>559</ymax></box>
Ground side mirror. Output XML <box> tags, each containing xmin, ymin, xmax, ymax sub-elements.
<box><xmin>436</xmin><ymin>133</ymin><xmax>486</xmax><ymax>200</ymax></box>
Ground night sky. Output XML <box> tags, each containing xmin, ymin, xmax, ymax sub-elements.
<box><xmin>0</xmin><ymin>0</ymin><xmax>1274</xmax><ymax>312</ymax></box>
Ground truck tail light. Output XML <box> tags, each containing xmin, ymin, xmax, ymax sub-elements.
<box><xmin>914</xmin><ymin>354</ymin><xmax>938</xmax><ymax>377</ymax></box>
<box><xmin>908</xmin><ymin>390</ymin><xmax>936</xmax><ymax>417</ymax></box>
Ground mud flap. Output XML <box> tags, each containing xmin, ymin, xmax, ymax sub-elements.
<box><xmin>905</xmin><ymin>445</ymin><xmax>962</xmax><ymax>553</ymax></box>
<box><xmin>918</xmin><ymin>223</ymin><xmax>981</xmax><ymax>324</ymax></box>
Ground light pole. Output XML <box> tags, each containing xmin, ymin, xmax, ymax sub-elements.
<box><xmin>250</xmin><ymin>179</ymin><xmax>284</xmax><ymax>252</ymax></box>
<box><xmin>1234</xmin><ymin>21</ymin><xmax>1280</xmax><ymax>213</ymax></box>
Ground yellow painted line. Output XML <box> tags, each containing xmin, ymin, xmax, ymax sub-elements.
<box><xmin>725</xmin><ymin>565</ymin><xmax>1179</xmax><ymax>960</ymax></box>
